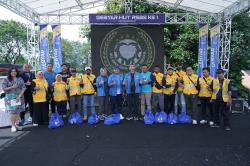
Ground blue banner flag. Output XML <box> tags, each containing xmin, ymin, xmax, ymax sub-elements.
<box><xmin>210</xmin><ymin>23</ymin><xmax>220</xmax><ymax>78</ymax></box>
<box><xmin>52</xmin><ymin>25</ymin><xmax>62</xmax><ymax>73</ymax></box>
<box><xmin>198</xmin><ymin>24</ymin><xmax>208</xmax><ymax>77</ymax></box>
<box><xmin>39</xmin><ymin>25</ymin><xmax>49</xmax><ymax>71</ymax></box>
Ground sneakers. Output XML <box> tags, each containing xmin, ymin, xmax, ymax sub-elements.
<box><xmin>200</xmin><ymin>120</ymin><xmax>207</xmax><ymax>124</ymax></box>
<box><xmin>98</xmin><ymin>115</ymin><xmax>105</xmax><ymax>121</ymax></box>
<box><xmin>192</xmin><ymin>120</ymin><xmax>198</xmax><ymax>125</ymax></box>
<box><xmin>211</xmin><ymin>124</ymin><xmax>220</xmax><ymax>128</ymax></box>
<box><xmin>33</xmin><ymin>123</ymin><xmax>39</xmax><ymax>127</ymax></box>
<box><xmin>11</xmin><ymin>126</ymin><xmax>17</xmax><ymax>133</ymax></box>
<box><xmin>83</xmin><ymin>115</ymin><xmax>88</xmax><ymax>121</ymax></box>
<box><xmin>126</xmin><ymin>117</ymin><xmax>133</xmax><ymax>121</ymax></box>
<box><xmin>27</xmin><ymin>116</ymin><xmax>32</xmax><ymax>123</ymax></box>
<box><xmin>225</xmin><ymin>126</ymin><xmax>231</xmax><ymax>131</ymax></box>
<box><xmin>62</xmin><ymin>115</ymin><xmax>67</xmax><ymax>118</ymax></box>
<box><xmin>209</xmin><ymin>121</ymin><xmax>214</xmax><ymax>126</ymax></box>
<box><xmin>18</xmin><ymin>119</ymin><xmax>25</xmax><ymax>126</ymax></box>
<box><xmin>16</xmin><ymin>126</ymin><xmax>23</xmax><ymax>131</ymax></box>
<box><xmin>120</xmin><ymin>114</ymin><xmax>124</xmax><ymax>120</ymax></box>
<box><xmin>133</xmin><ymin>117</ymin><xmax>139</xmax><ymax>121</ymax></box>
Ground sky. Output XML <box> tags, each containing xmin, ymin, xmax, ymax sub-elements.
<box><xmin>0</xmin><ymin>5</ymin><xmax>103</xmax><ymax>41</ymax></box>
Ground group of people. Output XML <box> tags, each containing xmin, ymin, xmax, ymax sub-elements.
<box><xmin>2</xmin><ymin>62</ymin><xmax>232</xmax><ymax>132</ymax></box>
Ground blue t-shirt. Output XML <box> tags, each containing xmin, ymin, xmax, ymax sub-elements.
<box><xmin>140</xmin><ymin>71</ymin><xmax>152</xmax><ymax>93</ymax></box>
<box><xmin>44</xmin><ymin>71</ymin><xmax>56</xmax><ymax>87</ymax></box>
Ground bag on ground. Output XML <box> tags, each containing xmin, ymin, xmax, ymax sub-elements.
<box><xmin>144</xmin><ymin>109</ymin><xmax>155</xmax><ymax>125</ymax></box>
<box><xmin>155</xmin><ymin>111</ymin><xmax>168</xmax><ymax>123</ymax></box>
<box><xmin>48</xmin><ymin>112</ymin><xmax>64</xmax><ymax>129</ymax></box>
<box><xmin>68</xmin><ymin>112</ymin><xmax>83</xmax><ymax>124</ymax></box>
<box><xmin>166</xmin><ymin>113</ymin><xmax>178</xmax><ymax>124</ymax></box>
<box><xmin>104</xmin><ymin>113</ymin><xmax>121</xmax><ymax>125</ymax></box>
<box><xmin>177</xmin><ymin>112</ymin><xmax>192</xmax><ymax>124</ymax></box>
<box><xmin>88</xmin><ymin>113</ymin><xmax>99</xmax><ymax>125</ymax></box>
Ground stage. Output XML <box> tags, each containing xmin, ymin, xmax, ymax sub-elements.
<box><xmin>0</xmin><ymin>113</ymin><xmax>250</xmax><ymax>166</ymax></box>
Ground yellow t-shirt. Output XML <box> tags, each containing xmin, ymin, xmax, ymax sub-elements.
<box><xmin>68</xmin><ymin>76</ymin><xmax>81</xmax><ymax>96</ymax></box>
<box><xmin>174</xmin><ymin>70</ymin><xmax>186</xmax><ymax>91</ymax></box>
<box><xmin>53</xmin><ymin>81</ymin><xmax>68</xmax><ymax>102</ymax></box>
<box><xmin>81</xmin><ymin>74</ymin><xmax>96</xmax><ymax>94</ymax></box>
<box><xmin>183</xmin><ymin>74</ymin><xmax>198</xmax><ymax>95</ymax></box>
<box><xmin>198</xmin><ymin>76</ymin><xmax>213</xmax><ymax>97</ymax></box>
<box><xmin>32</xmin><ymin>78</ymin><xmax>48</xmax><ymax>103</ymax></box>
<box><xmin>152</xmin><ymin>72</ymin><xmax>164</xmax><ymax>93</ymax></box>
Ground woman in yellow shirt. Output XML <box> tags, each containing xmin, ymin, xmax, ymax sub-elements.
<box><xmin>32</xmin><ymin>71</ymin><xmax>49</xmax><ymax>126</ymax></box>
<box><xmin>52</xmin><ymin>74</ymin><xmax>68</xmax><ymax>117</ymax></box>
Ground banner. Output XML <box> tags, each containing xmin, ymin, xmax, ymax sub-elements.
<box><xmin>39</xmin><ymin>25</ymin><xmax>49</xmax><ymax>71</ymax></box>
<box><xmin>210</xmin><ymin>23</ymin><xmax>220</xmax><ymax>78</ymax></box>
<box><xmin>198</xmin><ymin>23</ymin><xmax>208</xmax><ymax>77</ymax></box>
<box><xmin>89</xmin><ymin>13</ymin><xmax>166</xmax><ymax>24</ymax></box>
<box><xmin>52</xmin><ymin>25</ymin><xmax>62</xmax><ymax>73</ymax></box>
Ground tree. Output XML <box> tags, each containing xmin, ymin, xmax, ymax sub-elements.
<box><xmin>0</xmin><ymin>20</ymin><xmax>27</xmax><ymax>64</ymax></box>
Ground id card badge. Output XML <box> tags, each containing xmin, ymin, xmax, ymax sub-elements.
<box><xmin>10</xmin><ymin>99</ymin><xmax>21</xmax><ymax>107</ymax></box>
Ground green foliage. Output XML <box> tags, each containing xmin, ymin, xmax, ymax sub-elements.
<box><xmin>0</xmin><ymin>20</ymin><xmax>27</xmax><ymax>64</ymax></box>
<box><xmin>230</xmin><ymin>12</ymin><xmax>250</xmax><ymax>94</ymax></box>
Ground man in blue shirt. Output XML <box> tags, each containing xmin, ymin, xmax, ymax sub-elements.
<box><xmin>44</xmin><ymin>63</ymin><xmax>56</xmax><ymax>113</ymax></box>
<box><xmin>96</xmin><ymin>68</ymin><xmax>109</xmax><ymax>120</ymax></box>
<box><xmin>140</xmin><ymin>64</ymin><xmax>153</xmax><ymax>117</ymax></box>
<box><xmin>123</xmin><ymin>64</ymin><xmax>141</xmax><ymax>120</ymax></box>
<box><xmin>108</xmin><ymin>66</ymin><xmax>124</xmax><ymax>115</ymax></box>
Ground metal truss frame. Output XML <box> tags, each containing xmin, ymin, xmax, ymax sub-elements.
<box><xmin>219</xmin><ymin>17</ymin><xmax>231</xmax><ymax>78</ymax></box>
<box><xmin>1</xmin><ymin>0</ymin><xmax>250</xmax><ymax>73</ymax></box>
<box><xmin>26</xmin><ymin>22</ymin><xmax>39</xmax><ymax>70</ymax></box>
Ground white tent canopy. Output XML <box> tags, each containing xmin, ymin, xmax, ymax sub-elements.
<box><xmin>0</xmin><ymin>0</ymin><xmax>249</xmax><ymax>23</ymax></box>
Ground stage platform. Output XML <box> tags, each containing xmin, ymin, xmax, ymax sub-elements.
<box><xmin>0</xmin><ymin>113</ymin><xmax>250</xmax><ymax>166</ymax></box>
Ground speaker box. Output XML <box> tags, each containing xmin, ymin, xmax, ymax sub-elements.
<box><xmin>230</xmin><ymin>98</ymin><xmax>244</xmax><ymax>113</ymax></box>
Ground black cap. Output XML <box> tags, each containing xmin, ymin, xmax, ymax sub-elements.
<box><xmin>71</xmin><ymin>69</ymin><xmax>76</xmax><ymax>73</ymax></box>
<box><xmin>167</xmin><ymin>67</ymin><xmax>174</xmax><ymax>71</ymax></box>
<box><xmin>216</xmin><ymin>69</ymin><xmax>224</xmax><ymax>74</ymax></box>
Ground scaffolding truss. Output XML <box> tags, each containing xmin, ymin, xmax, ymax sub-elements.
<box><xmin>1</xmin><ymin>0</ymin><xmax>250</xmax><ymax>74</ymax></box>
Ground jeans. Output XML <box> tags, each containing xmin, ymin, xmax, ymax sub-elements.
<box><xmin>174</xmin><ymin>91</ymin><xmax>186</xmax><ymax>114</ymax></box>
<box><xmin>83</xmin><ymin>95</ymin><xmax>95</xmax><ymax>116</ymax></box>
<box><xmin>69</xmin><ymin>95</ymin><xmax>82</xmax><ymax>113</ymax></box>
<box><xmin>152</xmin><ymin>93</ymin><xmax>164</xmax><ymax>113</ymax></box>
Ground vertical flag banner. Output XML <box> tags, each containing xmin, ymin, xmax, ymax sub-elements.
<box><xmin>210</xmin><ymin>23</ymin><xmax>220</xmax><ymax>78</ymax></box>
<box><xmin>198</xmin><ymin>23</ymin><xmax>208</xmax><ymax>77</ymax></box>
<box><xmin>39</xmin><ymin>25</ymin><xmax>49</xmax><ymax>71</ymax></box>
<box><xmin>52</xmin><ymin>25</ymin><xmax>62</xmax><ymax>73</ymax></box>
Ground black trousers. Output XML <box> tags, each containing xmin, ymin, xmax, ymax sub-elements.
<box><xmin>127</xmin><ymin>93</ymin><xmax>140</xmax><ymax>117</ymax></box>
<box><xmin>185</xmin><ymin>94</ymin><xmax>198</xmax><ymax>120</ymax></box>
<box><xmin>200</xmin><ymin>97</ymin><xmax>213</xmax><ymax>121</ymax></box>
<box><xmin>212</xmin><ymin>99</ymin><xmax>230</xmax><ymax>126</ymax></box>
<box><xmin>55</xmin><ymin>101</ymin><xmax>67</xmax><ymax>115</ymax></box>
<box><xmin>164</xmin><ymin>94</ymin><xmax>176</xmax><ymax>114</ymax></box>
<box><xmin>33</xmin><ymin>102</ymin><xmax>49</xmax><ymax>125</ymax></box>
<box><xmin>48</xmin><ymin>88</ymin><xmax>55</xmax><ymax>113</ymax></box>
<box><xmin>20</xmin><ymin>92</ymin><xmax>34</xmax><ymax>120</ymax></box>
<box><xmin>110</xmin><ymin>94</ymin><xmax>122</xmax><ymax>114</ymax></box>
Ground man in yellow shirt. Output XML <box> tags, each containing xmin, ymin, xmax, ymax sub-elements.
<box><xmin>211</xmin><ymin>69</ymin><xmax>232</xmax><ymax>130</ymax></box>
<box><xmin>174</xmin><ymin>63</ymin><xmax>186</xmax><ymax>114</ymax></box>
<box><xmin>81</xmin><ymin>66</ymin><xmax>96</xmax><ymax>120</ymax></box>
<box><xmin>162</xmin><ymin>67</ymin><xmax>178</xmax><ymax>113</ymax></box>
<box><xmin>67</xmin><ymin>68</ymin><xmax>81</xmax><ymax>114</ymax></box>
<box><xmin>152</xmin><ymin>65</ymin><xmax>164</xmax><ymax>113</ymax></box>
<box><xmin>198</xmin><ymin>67</ymin><xmax>214</xmax><ymax>126</ymax></box>
<box><xmin>183</xmin><ymin>66</ymin><xmax>199</xmax><ymax>124</ymax></box>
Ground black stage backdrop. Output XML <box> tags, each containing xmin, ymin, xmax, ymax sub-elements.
<box><xmin>91</xmin><ymin>25</ymin><xmax>164</xmax><ymax>74</ymax></box>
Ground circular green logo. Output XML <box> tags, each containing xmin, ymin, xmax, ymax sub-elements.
<box><xmin>100</xmin><ymin>26</ymin><xmax>155</xmax><ymax>72</ymax></box>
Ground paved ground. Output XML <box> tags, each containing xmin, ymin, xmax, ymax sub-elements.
<box><xmin>0</xmin><ymin>112</ymin><xmax>250</xmax><ymax>166</ymax></box>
